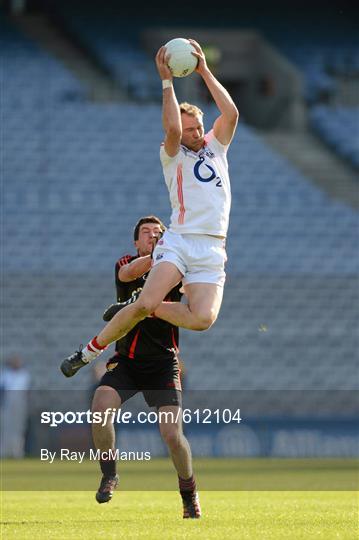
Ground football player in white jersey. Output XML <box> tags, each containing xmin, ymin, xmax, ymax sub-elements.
<box><xmin>60</xmin><ymin>40</ymin><xmax>238</xmax><ymax>378</ymax></box>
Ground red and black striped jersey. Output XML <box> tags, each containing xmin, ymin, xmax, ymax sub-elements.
<box><xmin>114</xmin><ymin>254</ymin><xmax>182</xmax><ymax>369</ymax></box>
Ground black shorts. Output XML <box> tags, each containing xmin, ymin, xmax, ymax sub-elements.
<box><xmin>98</xmin><ymin>353</ymin><xmax>182</xmax><ymax>409</ymax></box>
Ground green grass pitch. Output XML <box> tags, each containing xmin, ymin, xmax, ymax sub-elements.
<box><xmin>1</xmin><ymin>459</ymin><xmax>358</xmax><ymax>539</ymax></box>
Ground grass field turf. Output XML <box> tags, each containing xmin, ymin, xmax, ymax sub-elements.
<box><xmin>1</xmin><ymin>458</ymin><xmax>358</xmax><ymax>539</ymax></box>
<box><xmin>2</xmin><ymin>458</ymin><xmax>358</xmax><ymax>490</ymax></box>
<box><xmin>2</xmin><ymin>490</ymin><xmax>357</xmax><ymax>539</ymax></box>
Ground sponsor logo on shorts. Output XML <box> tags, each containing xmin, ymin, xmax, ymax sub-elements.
<box><xmin>106</xmin><ymin>361</ymin><xmax>118</xmax><ymax>371</ymax></box>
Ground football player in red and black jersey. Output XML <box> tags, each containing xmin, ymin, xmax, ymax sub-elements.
<box><xmin>91</xmin><ymin>216</ymin><xmax>200</xmax><ymax>518</ymax></box>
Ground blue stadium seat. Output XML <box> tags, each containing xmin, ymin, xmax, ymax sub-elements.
<box><xmin>310</xmin><ymin>105</ymin><xmax>359</xmax><ymax>169</ymax></box>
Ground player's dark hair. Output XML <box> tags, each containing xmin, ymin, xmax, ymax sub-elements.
<box><xmin>133</xmin><ymin>216</ymin><xmax>166</xmax><ymax>241</ymax></box>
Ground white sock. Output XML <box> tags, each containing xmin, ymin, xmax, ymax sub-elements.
<box><xmin>82</xmin><ymin>337</ymin><xmax>108</xmax><ymax>363</ymax></box>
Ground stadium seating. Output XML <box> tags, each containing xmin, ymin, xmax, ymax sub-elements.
<box><xmin>235</xmin><ymin>14</ymin><xmax>358</xmax><ymax>104</ymax></box>
<box><xmin>2</xmin><ymin>13</ymin><xmax>358</xmax><ymax>414</ymax></box>
<box><xmin>4</xmin><ymin>102</ymin><xmax>358</xmax><ymax>272</ymax></box>
<box><xmin>3</xmin><ymin>102</ymin><xmax>358</xmax><ymax>401</ymax></box>
<box><xmin>0</xmin><ymin>15</ymin><xmax>86</xmax><ymax>104</ymax></box>
<box><xmin>49</xmin><ymin>5</ymin><xmax>160</xmax><ymax>101</ymax></box>
<box><xmin>48</xmin><ymin>4</ymin><xmax>358</xmax><ymax>105</ymax></box>
<box><xmin>267</xmin><ymin>41</ymin><xmax>357</xmax><ymax>104</ymax></box>
<box><xmin>309</xmin><ymin>106</ymin><xmax>359</xmax><ymax>169</ymax></box>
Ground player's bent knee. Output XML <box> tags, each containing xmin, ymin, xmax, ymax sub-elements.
<box><xmin>135</xmin><ymin>297</ymin><xmax>160</xmax><ymax>318</ymax></box>
<box><xmin>193</xmin><ymin>319</ymin><xmax>213</xmax><ymax>331</ymax></box>
<box><xmin>193</xmin><ymin>311</ymin><xmax>218</xmax><ymax>331</ymax></box>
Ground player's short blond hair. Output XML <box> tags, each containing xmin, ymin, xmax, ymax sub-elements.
<box><xmin>179</xmin><ymin>102</ymin><xmax>203</xmax><ymax>118</ymax></box>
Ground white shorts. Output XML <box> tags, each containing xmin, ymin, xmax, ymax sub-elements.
<box><xmin>152</xmin><ymin>230</ymin><xmax>227</xmax><ymax>287</ymax></box>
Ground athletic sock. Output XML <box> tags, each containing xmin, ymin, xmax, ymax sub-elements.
<box><xmin>178</xmin><ymin>474</ymin><xmax>196</xmax><ymax>496</ymax></box>
<box><xmin>82</xmin><ymin>336</ymin><xmax>108</xmax><ymax>363</ymax></box>
<box><xmin>100</xmin><ymin>457</ymin><xmax>117</xmax><ymax>477</ymax></box>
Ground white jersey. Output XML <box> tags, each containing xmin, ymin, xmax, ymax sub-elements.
<box><xmin>160</xmin><ymin>129</ymin><xmax>231</xmax><ymax>237</ymax></box>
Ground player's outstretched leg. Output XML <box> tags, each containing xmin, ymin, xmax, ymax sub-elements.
<box><xmin>60</xmin><ymin>262</ymin><xmax>182</xmax><ymax>378</ymax></box>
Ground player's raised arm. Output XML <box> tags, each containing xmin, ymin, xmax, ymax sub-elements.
<box><xmin>155</xmin><ymin>46</ymin><xmax>182</xmax><ymax>157</ymax></box>
<box><xmin>118</xmin><ymin>255</ymin><xmax>152</xmax><ymax>283</ymax></box>
<box><xmin>189</xmin><ymin>39</ymin><xmax>239</xmax><ymax>146</ymax></box>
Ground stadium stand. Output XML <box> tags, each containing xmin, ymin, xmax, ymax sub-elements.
<box><xmin>229</xmin><ymin>12</ymin><xmax>358</xmax><ymax>105</ymax></box>
<box><xmin>2</xmin><ymin>10</ymin><xmax>358</xmax><ymax>417</ymax></box>
<box><xmin>4</xmin><ymin>102</ymin><xmax>358</xmax><ymax>272</ymax></box>
<box><xmin>38</xmin><ymin>2</ymin><xmax>358</xmax><ymax>173</ymax></box>
<box><xmin>44</xmin><ymin>5</ymin><xmax>160</xmax><ymax>101</ymax></box>
<box><xmin>265</xmin><ymin>32</ymin><xmax>358</xmax><ymax>105</ymax></box>
<box><xmin>0</xmin><ymin>14</ymin><xmax>86</xmax><ymax>104</ymax></box>
<box><xmin>4</xmin><ymin>101</ymin><xmax>358</xmax><ymax>396</ymax></box>
<box><xmin>45</xmin><ymin>2</ymin><xmax>358</xmax><ymax>107</ymax></box>
<box><xmin>309</xmin><ymin>106</ymin><xmax>359</xmax><ymax>169</ymax></box>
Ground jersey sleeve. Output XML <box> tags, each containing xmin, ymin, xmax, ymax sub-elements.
<box><xmin>160</xmin><ymin>143</ymin><xmax>180</xmax><ymax>166</ymax></box>
<box><xmin>117</xmin><ymin>254</ymin><xmax>133</xmax><ymax>268</ymax></box>
<box><xmin>205</xmin><ymin>129</ymin><xmax>230</xmax><ymax>154</ymax></box>
<box><xmin>160</xmin><ymin>144</ymin><xmax>181</xmax><ymax>190</ymax></box>
<box><xmin>115</xmin><ymin>254</ymin><xmax>136</xmax><ymax>302</ymax></box>
<box><xmin>116</xmin><ymin>254</ymin><xmax>134</xmax><ymax>282</ymax></box>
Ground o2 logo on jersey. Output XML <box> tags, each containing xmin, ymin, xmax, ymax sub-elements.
<box><xmin>194</xmin><ymin>157</ymin><xmax>215</xmax><ymax>182</ymax></box>
<box><xmin>194</xmin><ymin>157</ymin><xmax>222</xmax><ymax>187</ymax></box>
